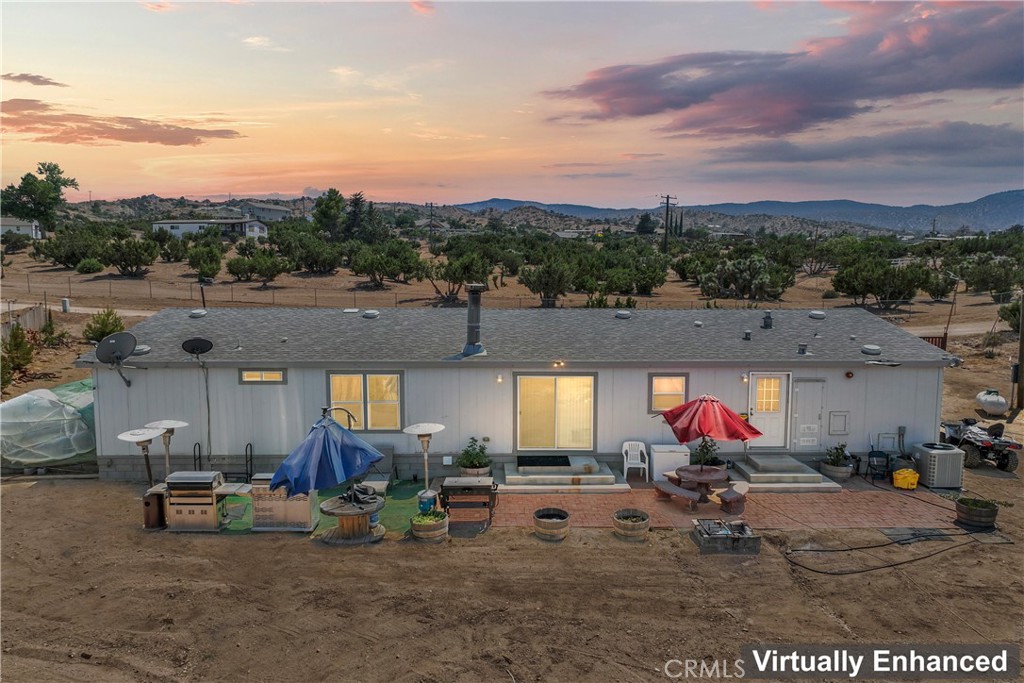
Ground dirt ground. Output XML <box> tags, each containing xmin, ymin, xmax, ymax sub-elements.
<box><xmin>2</xmin><ymin>251</ymin><xmax>1022</xmax><ymax>681</ymax></box>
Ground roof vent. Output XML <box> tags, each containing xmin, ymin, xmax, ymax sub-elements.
<box><xmin>615</xmin><ymin>310</ymin><xmax>632</xmax><ymax>320</ymax></box>
<box><xmin>761</xmin><ymin>311</ymin><xmax>773</xmax><ymax>329</ymax></box>
<box><xmin>694</xmin><ymin>320</ymin><xmax>703</xmax><ymax>328</ymax></box>
<box><xmin>742</xmin><ymin>330</ymin><xmax>751</xmax><ymax>341</ymax></box>
<box><xmin>809</xmin><ymin>310</ymin><xmax>826</xmax><ymax>320</ymax></box>
<box><xmin>189</xmin><ymin>309</ymin><xmax>207</xmax><ymax>318</ymax></box>
<box><xmin>362</xmin><ymin>310</ymin><xmax>380</xmax><ymax>319</ymax></box>
<box><xmin>343</xmin><ymin>308</ymin><xmax>360</xmax><ymax>314</ymax></box>
<box><xmin>861</xmin><ymin>344</ymin><xmax>882</xmax><ymax>356</ymax></box>
<box><xmin>798</xmin><ymin>343</ymin><xmax>808</xmax><ymax>355</ymax></box>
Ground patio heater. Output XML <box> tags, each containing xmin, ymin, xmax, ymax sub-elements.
<box><xmin>402</xmin><ymin>422</ymin><xmax>445</xmax><ymax>509</ymax></box>
<box><xmin>145</xmin><ymin>419</ymin><xmax>189</xmax><ymax>480</ymax></box>
<box><xmin>117</xmin><ymin>427</ymin><xmax>166</xmax><ymax>488</ymax></box>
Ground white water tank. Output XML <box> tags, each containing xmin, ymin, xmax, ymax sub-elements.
<box><xmin>912</xmin><ymin>442</ymin><xmax>964</xmax><ymax>488</ymax></box>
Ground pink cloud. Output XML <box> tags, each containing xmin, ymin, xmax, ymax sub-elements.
<box><xmin>411</xmin><ymin>1</ymin><xmax>434</xmax><ymax>16</ymax></box>
<box><xmin>1</xmin><ymin>99</ymin><xmax>243</xmax><ymax>146</ymax></box>
<box><xmin>141</xmin><ymin>2</ymin><xmax>176</xmax><ymax>12</ymax></box>
<box><xmin>546</xmin><ymin>3</ymin><xmax>1023</xmax><ymax>137</ymax></box>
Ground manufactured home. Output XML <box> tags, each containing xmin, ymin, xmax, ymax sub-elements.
<box><xmin>81</xmin><ymin>297</ymin><xmax>951</xmax><ymax>485</ymax></box>
<box><xmin>0</xmin><ymin>216</ymin><xmax>43</xmax><ymax>240</ymax></box>
<box><xmin>151</xmin><ymin>218</ymin><xmax>268</xmax><ymax>240</ymax></box>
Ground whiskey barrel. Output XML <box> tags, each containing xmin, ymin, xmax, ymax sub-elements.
<box><xmin>410</xmin><ymin>516</ymin><xmax>448</xmax><ymax>543</ymax></box>
<box><xmin>955</xmin><ymin>500</ymin><xmax>998</xmax><ymax>529</ymax></box>
<box><xmin>612</xmin><ymin>508</ymin><xmax>650</xmax><ymax>542</ymax></box>
<box><xmin>533</xmin><ymin>507</ymin><xmax>570</xmax><ymax>542</ymax></box>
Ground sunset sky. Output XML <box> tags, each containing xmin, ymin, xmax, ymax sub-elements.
<box><xmin>2</xmin><ymin>1</ymin><xmax>1022</xmax><ymax>208</ymax></box>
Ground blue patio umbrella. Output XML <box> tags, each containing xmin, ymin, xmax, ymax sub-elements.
<box><xmin>269</xmin><ymin>416</ymin><xmax>383</xmax><ymax>496</ymax></box>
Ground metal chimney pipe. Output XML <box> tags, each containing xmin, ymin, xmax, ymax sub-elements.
<box><xmin>463</xmin><ymin>283</ymin><xmax>486</xmax><ymax>356</ymax></box>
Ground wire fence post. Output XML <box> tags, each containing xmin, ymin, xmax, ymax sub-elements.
<box><xmin>68</xmin><ymin>277</ymin><xmax>72</xmax><ymax>297</ymax></box>
<box><xmin>149</xmin><ymin>280</ymin><xmax>153</xmax><ymax>298</ymax></box>
<box><xmin>26</xmin><ymin>274</ymin><xmax>30</xmax><ymax>293</ymax></box>
<box><xmin>314</xmin><ymin>288</ymin><xmax>317</xmax><ymax>307</ymax></box>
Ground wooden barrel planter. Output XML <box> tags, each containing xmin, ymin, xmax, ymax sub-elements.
<box><xmin>533</xmin><ymin>507</ymin><xmax>570</xmax><ymax>542</ymax></box>
<box><xmin>612</xmin><ymin>508</ymin><xmax>650</xmax><ymax>542</ymax></box>
<box><xmin>955</xmin><ymin>499</ymin><xmax>998</xmax><ymax>529</ymax></box>
<box><xmin>410</xmin><ymin>514</ymin><xmax>449</xmax><ymax>543</ymax></box>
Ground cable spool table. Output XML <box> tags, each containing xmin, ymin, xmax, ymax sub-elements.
<box><xmin>318</xmin><ymin>490</ymin><xmax>386</xmax><ymax>545</ymax></box>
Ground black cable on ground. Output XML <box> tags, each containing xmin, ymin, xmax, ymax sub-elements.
<box><xmin>784</xmin><ymin>537</ymin><xmax>980</xmax><ymax>575</ymax></box>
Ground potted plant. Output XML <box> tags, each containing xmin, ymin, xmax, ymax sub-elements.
<box><xmin>409</xmin><ymin>508</ymin><xmax>448</xmax><ymax>543</ymax></box>
<box><xmin>533</xmin><ymin>507</ymin><xmax>570</xmax><ymax>542</ymax></box>
<box><xmin>612</xmin><ymin>508</ymin><xmax>650</xmax><ymax>542</ymax></box>
<box><xmin>820</xmin><ymin>443</ymin><xmax>853</xmax><ymax>481</ymax></box>
<box><xmin>952</xmin><ymin>495</ymin><xmax>1012</xmax><ymax>529</ymax></box>
<box><xmin>456</xmin><ymin>437</ymin><xmax>492</xmax><ymax>477</ymax></box>
<box><xmin>691</xmin><ymin>437</ymin><xmax>723</xmax><ymax>466</ymax></box>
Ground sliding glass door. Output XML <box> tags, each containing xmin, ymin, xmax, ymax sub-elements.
<box><xmin>516</xmin><ymin>374</ymin><xmax>594</xmax><ymax>450</ymax></box>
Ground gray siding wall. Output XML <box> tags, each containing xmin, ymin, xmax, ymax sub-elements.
<box><xmin>93</xmin><ymin>363</ymin><xmax>943</xmax><ymax>482</ymax></box>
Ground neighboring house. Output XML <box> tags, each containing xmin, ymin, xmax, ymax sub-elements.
<box><xmin>80</xmin><ymin>301</ymin><xmax>950</xmax><ymax>483</ymax></box>
<box><xmin>0</xmin><ymin>216</ymin><xmax>43</xmax><ymax>240</ymax></box>
<box><xmin>151</xmin><ymin>218</ymin><xmax>268</xmax><ymax>240</ymax></box>
<box><xmin>242</xmin><ymin>202</ymin><xmax>292</xmax><ymax>223</ymax></box>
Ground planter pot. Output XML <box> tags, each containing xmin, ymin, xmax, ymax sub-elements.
<box><xmin>820</xmin><ymin>462</ymin><xmax>854</xmax><ymax>481</ymax></box>
<box><xmin>955</xmin><ymin>500</ymin><xmax>998</xmax><ymax>529</ymax></box>
<box><xmin>459</xmin><ymin>466</ymin><xmax>491</xmax><ymax>477</ymax></box>
<box><xmin>612</xmin><ymin>508</ymin><xmax>650</xmax><ymax>542</ymax></box>
<box><xmin>533</xmin><ymin>507</ymin><xmax>570</xmax><ymax>542</ymax></box>
<box><xmin>410</xmin><ymin>515</ymin><xmax>448</xmax><ymax>543</ymax></box>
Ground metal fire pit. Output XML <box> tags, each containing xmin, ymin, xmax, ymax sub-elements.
<box><xmin>690</xmin><ymin>519</ymin><xmax>761</xmax><ymax>555</ymax></box>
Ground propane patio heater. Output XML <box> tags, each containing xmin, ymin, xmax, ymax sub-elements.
<box><xmin>402</xmin><ymin>422</ymin><xmax>445</xmax><ymax>511</ymax></box>
<box><xmin>145</xmin><ymin>419</ymin><xmax>189</xmax><ymax>480</ymax></box>
<box><xmin>117</xmin><ymin>427</ymin><xmax>166</xmax><ymax>487</ymax></box>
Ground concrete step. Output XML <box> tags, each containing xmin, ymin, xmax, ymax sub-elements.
<box><xmin>497</xmin><ymin>464</ymin><xmax>631</xmax><ymax>493</ymax></box>
<box><xmin>734</xmin><ymin>461</ymin><xmax>824</xmax><ymax>484</ymax></box>
<box><xmin>742</xmin><ymin>480</ymin><xmax>843</xmax><ymax>493</ymax></box>
<box><xmin>745</xmin><ymin>453</ymin><xmax>810</xmax><ymax>473</ymax></box>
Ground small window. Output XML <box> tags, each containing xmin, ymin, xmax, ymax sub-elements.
<box><xmin>239</xmin><ymin>369</ymin><xmax>287</xmax><ymax>384</ymax></box>
<box><xmin>649</xmin><ymin>374</ymin><xmax>687</xmax><ymax>413</ymax></box>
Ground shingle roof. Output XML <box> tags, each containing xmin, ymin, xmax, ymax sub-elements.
<box><xmin>79</xmin><ymin>306</ymin><xmax>951</xmax><ymax>368</ymax></box>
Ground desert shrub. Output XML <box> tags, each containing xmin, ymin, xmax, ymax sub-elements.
<box><xmin>2</xmin><ymin>324</ymin><xmax>34</xmax><ymax>371</ymax></box>
<box><xmin>76</xmin><ymin>257</ymin><xmax>104</xmax><ymax>274</ymax></box>
<box><xmin>821</xmin><ymin>289</ymin><xmax>839</xmax><ymax>299</ymax></box>
<box><xmin>83</xmin><ymin>308</ymin><xmax>124</xmax><ymax>342</ymax></box>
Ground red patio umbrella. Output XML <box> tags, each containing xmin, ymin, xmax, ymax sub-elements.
<box><xmin>659</xmin><ymin>394</ymin><xmax>763</xmax><ymax>470</ymax></box>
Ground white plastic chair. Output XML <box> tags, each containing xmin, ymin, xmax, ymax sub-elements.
<box><xmin>621</xmin><ymin>441</ymin><xmax>649</xmax><ymax>482</ymax></box>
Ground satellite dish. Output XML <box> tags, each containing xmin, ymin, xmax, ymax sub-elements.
<box><xmin>96</xmin><ymin>332</ymin><xmax>137</xmax><ymax>387</ymax></box>
<box><xmin>182</xmin><ymin>338</ymin><xmax>214</xmax><ymax>356</ymax></box>
<box><xmin>96</xmin><ymin>332</ymin><xmax>137</xmax><ymax>364</ymax></box>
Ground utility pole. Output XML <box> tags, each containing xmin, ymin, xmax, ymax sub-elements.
<box><xmin>1016</xmin><ymin>289</ymin><xmax>1023</xmax><ymax>411</ymax></box>
<box><xmin>660</xmin><ymin>194</ymin><xmax>676</xmax><ymax>254</ymax></box>
<box><xmin>427</xmin><ymin>202</ymin><xmax>435</xmax><ymax>242</ymax></box>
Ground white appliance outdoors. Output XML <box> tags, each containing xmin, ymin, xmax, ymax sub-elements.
<box><xmin>912</xmin><ymin>442</ymin><xmax>964</xmax><ymax>488</ymax></box>
<box><xmin>650</xmin><ymin>444</ymin><xmax>691</xmax><ymax>481</ymax></box>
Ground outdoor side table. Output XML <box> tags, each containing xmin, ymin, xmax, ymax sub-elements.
<box><xmin>439</xmin><ymin>476</ymin><xmax>498</xmax><ymax>526</ymax></box>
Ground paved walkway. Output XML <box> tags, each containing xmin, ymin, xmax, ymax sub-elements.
<box><xmin>482</xmin><ymin>486</ymin><xmax>957</xmax><ymax>530</ymax></box>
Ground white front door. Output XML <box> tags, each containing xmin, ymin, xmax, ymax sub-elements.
<box><xmin>748</xmin><ymin>373</ymin><xmax>789</xmax><ymax>448</ymax></box>
<box><xmin>792</xmin><ymin>379</ymin><xmax>825</xmax><ymax>452</ymax></box>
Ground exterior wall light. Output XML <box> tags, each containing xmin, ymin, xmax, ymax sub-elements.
<box><xmin>845</xmin><ymin>371</ymin><xmax>855</xmax><ymax>379</ymax></box>
<box><xmin>496</xmin><ymin>374</ymin><xmax>504</xmax><ymax>383</ymax></box>
<box><xmin>741</xmin><ymin>373</ymin><xmax>749</xmax><ymax>383</ymax></box>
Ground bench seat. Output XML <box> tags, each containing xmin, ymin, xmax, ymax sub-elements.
<box><xmin>654</xmin><ymin>481</ymin><xmax>701</xmax><ymax>511</ymax></box>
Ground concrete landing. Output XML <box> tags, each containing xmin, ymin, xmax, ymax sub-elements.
<box><xmin>496</xmin><ymin>463</ymin><xmax>632</xmax><ymax>493</ymax></box>
<box><xmin>733</xmin><ymin>454</ymin><xmax>842</xmax><ymax>493</ymax></box>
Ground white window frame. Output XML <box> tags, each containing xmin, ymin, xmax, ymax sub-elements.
<box><xmin>648</xmin><ymin>373</ymin><xmax>688</xmax><ymax>414</ymax></box>
<box><xmin>238</xmin><ymin>369</ymin><xmax>287</xmax><ymax>384</ymax></box>
<box><xmin>327</xmin><ymin>371</ymin><xmax>403</xmax><ymax>432</ymax></box>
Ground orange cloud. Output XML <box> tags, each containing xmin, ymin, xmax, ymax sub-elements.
<box><xmin>411</xmin><ymin>1</ymin><xmax>434</xmax><ymax>16</ymax></box>
<box><xmin>2</xmin><ymin>99</ymin><xmax>243</xmax><ymax>146</ymax></box>
<box><xmin>141</xmin><ymin>2</ymin><xmax>176</xmax><ymax>11</ymax></box>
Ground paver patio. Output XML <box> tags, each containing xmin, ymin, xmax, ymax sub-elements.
<box><xmin>473</xmin><ymin>485</ymin><xmax>958</xmax><ymax>530</ymax></box>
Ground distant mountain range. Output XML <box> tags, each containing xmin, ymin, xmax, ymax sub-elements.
<box><xmin>456</xmin><ymin>190</ymin><xmax>1024</xmax><ymax>233</ymax></box>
